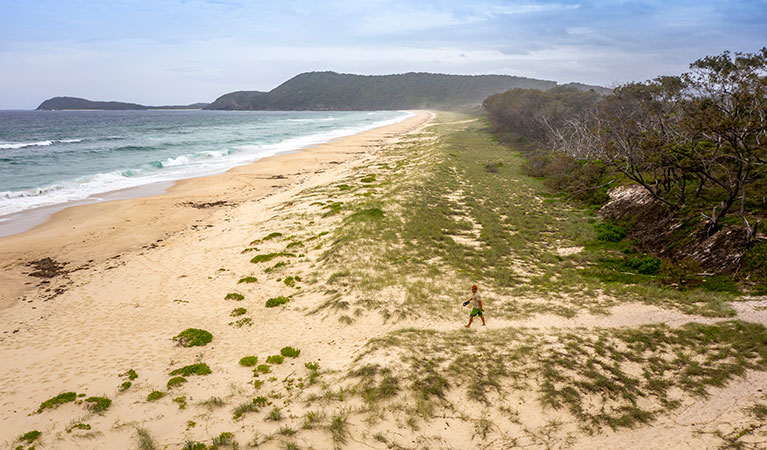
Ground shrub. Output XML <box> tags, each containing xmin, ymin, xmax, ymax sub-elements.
<box><xmin>266</xmin><ymin>355</ymin><xmax>284</xmax><ymax>364</ymax></box>
<box><xmin>147</xmin><ymin>391</ymin><xmax>165</xmax><ymax>401</ymax></box>
<box><xmin>173</xmin><ymin>328</ymin><xmax>212</xmax><ymax>347</ymax></box>
<box><xmin>254</xmin><ymin>364</ymin><xmax>271</xmax><ymax>374</ymax></box>
<box><xmin>625</xmin><ymin>255</ymin><xmax>662</xmax><ymax>275</ymax></box>
<box><xmin>182</xmin><ymin>441</ymin><xmax>207</xmax><ymax>450</ymax></box>
<box><xmin>84</xmin><ymin>396</ymin><xmax>112</xmax><ymax>412</ymax></box>
<box><xmin>594</xmin><ymin>222</ymin><xmax>626</xmax><ymax>242</ymax></box>
<box><xmin>263</xmin><ymin>232</ymin><xmax>283</xmax><ymax>240</ymax></box>
<box><xmin>37</xmin><ymin>392</ymin><xmax>77</xmax><ymax>413</ymax></box>
<box><xmin>231</xmin><ymin>307</ymin><xmax>247</xmax><ymax>317</ymax></box>
<box><xmin>170</xmin><ymin>363</ymin><xmax>212</xmax><ymax>376</ymax></box>
<box><xmin>253</xmin><ymin>380</ymin><xmax>264</xmax><ymax>389</ymax></box>
<box><xmin>225</xmin><ymin>292</ymin><xmax>244</xmax><ymax>301</ymax></box>
<box><xmin>119</xmin><ymin>381</ymin><xmax>132</xmax><ymax>391</ymax></box>
<box><xmin>173</xmin><ymin>396</ymin><xmax>188</xmax><ymax>409</ymax></box>
<box><xmin>265</xmin><ymin>296</ymin><xmax>290</xmax><ymax>308</ymax></box>
<box><xmin>19</xmin><ymin>430</ymin><xmax>41</xmax><ymax>443</ymax></box>
<box><xmin>238</xmin><ymin>276</ymin><xmax>258</xmax><ymax>284</ymax></box>
<box><xmin>239</xmin><ymin>356</ymin><xmax>258</xmax><ymax>367</ymax></box>
<box><xmin>167</xmin><ymin>376</ymin><xmax>188</xmax><ymax>389</ymax></box>
<box><xmin>280</xmin><ymin>346</ymin><xmax>301</xmax><ymax>358</ymax></box>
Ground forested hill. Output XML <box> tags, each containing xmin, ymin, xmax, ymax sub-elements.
<box><xmin>205</xmin><ymin>71</ymin><xmax>607</xmax><ymax>111</ymax></box>
<box><xmin>36</xmin><ymin>97</ymin><xmax>209</xmax><ymax>110</ymax></box>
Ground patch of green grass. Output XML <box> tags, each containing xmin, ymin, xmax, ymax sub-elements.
<box><xmin>167</xmin><ymin>376</ymin><xmax>187</xmax><ymax>389</ymax></box>
<box><xmin>173</xmin><ymin>396</ymin><xmax>188</xmax><ymax>409</ymax></box>
<box><xmin>182</xmin><ymin>441</ymin><xmax>207</xmax><ymax>450</ymax></box>
<box><xmin>250</xmin><ymin>252</ymin><xmax>296</xmax><ymax>264</ymax></box>
<box><xmin>278</xmin><ymin>425</ymin><xmax>296</xmax><ymax>436</ymax></box>
<box><xmin>337</xmin><ymin>184</ymin><xmax>351</xmax><ymax>191</ymax></box>
<box><xmin>360</xmin><ymin>174</ymin><xmax>376</xmax><ymax>183</ymax></box>
<box><xmin>225</xmin><ymin>292</ymin><xmax>245</xmax><ymax>301</ymax></box>
<box><xmin>238</xmin><ymin>276</ymin><xmax>258</xmax><ymax>284</ymax></box>
<box><xmin>321</xmin><ymin>201</ymin><xmax>344</xmax><ymax>217</ymax></box>
<box><xmin>135</xmin><ymin>427</ymin><xmax>156</xmax><ymax>450</ymax></box>
<box><xmin>170</xmin><ymin>363</ymin><xmax>212</xmax><ymax>376</ymax></box>
<box><xmin>18</xmin><ymin>430</ymin><xmax>41</xmax><ymax>444</ymax></box>
<box><xmin>286</xmin><ymin>240</ymin><xmax>304</xmax><ymax>249</ymax></box>
<box><xmin>212</xmin><ymin>432</ymin><xmax>235</xmax><ymax>446</ymax></box>
<box><xmin>329</xmin><ymin>413</ymin><xmax>349</xmax><ymax>447</ymax></box>
<box><xmin>283</xmin><ymin>275</ymin><xmax>300</xmax><ymax>287</ymax></box>
<box><xmin>267</xmin><ymin>406</ymin><xmax>283</xmax><ymax>421</ymax></box>
<box><xmin>66</xmin><ymin>423</ymin><xmax>90</xmax><ymax>433</ymax></box>
<box><xmin>253</xmin><ymin>380</ymin><xmax>264</xmax><ymax>389</ymax></box>
<box><xmin>348</xmin><ymin>207</ymin><xmax>384</xmax><ymax>221</ymax></box>
<box><xmin>231</xmin><ymin>307</ymin><xmax>247</xmax><ymax>317</ymax></box>
<box><xmin>240</xmin><ymin>356</ymin><xmax>258</xmax><ymax>367</ymax></box>
<box><xmin>254</xmin><ymin>364</ymin><xmax>271</xmax><ymax>374</ymax></box>
<box><xmin>146</xmin><ymin>391</ymin><xmax>165</xmax><ymax>401</ymax></box>
<box><xmin>263</xmin><ymin>232</ymin><xmax>283</xmax><ymax>241</ymax></box>
<box><xmin>266</xmin><ymin>355</ymin><xmax>284</xmax><ymax>364</ymax></box>
<box><xmin>625</xmin><ymin>255</ymin><xmax>662</xmax><ymax>275</ymax></box>
<box><xmin>119</xmin><ymin>381</ymin><xmax>132</xmax><ymax>391</ymax></box>
<box><xmin>120</xmin><ymin>369</ymin><xmax>138</xmax><ymax>380</ymax></box>
<box><xmin>265</xmin><ymin>296</ymin><xmax>290</xmax><ymax>308</ymax></box>
<box><xmin>84</xmin><ymin>396</ymin><xmax>111</xmax><ymax>412</ymax></box>
<box><xmin>280</xmin><ymin>346</ymin><xmax>301</xmax><ymax>358</ymax></box>
<box><xmin>229</xmin><ymin>317</ymin><xmax>253</xmax><ymax>327</ymax></box>
<box><xmin>200</xmin><ymin>396</ymin><xmax>225</xmax><ymax>409</ymax></box>
<box><xmin>700</xmin><ymin>276</ymin><xmax>741</xmax><ymax>294</ymax></box>
<box><xmin>264</xmin><ymin>261</ymin><xmax>287</xmax><ymax>273</ymax></box>
<box><xmin>303</xmin><ymin>410</ymin><xmax>326</xmax><ymax>429</ymax></box>
<box><xmin>173</xmin><ymin>328</ymin><xmax>213</xmax><ymax>347</ymax></box>
<box><xmin>37</xmin><ymin>391</ymin><xmax>77</xmax><ymax>413</ymax></box>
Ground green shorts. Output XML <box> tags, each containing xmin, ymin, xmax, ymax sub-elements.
<box><xmin>470</xmin><ymin>308</ymin><xmax>483</xmax><ymax>317</ymax></box>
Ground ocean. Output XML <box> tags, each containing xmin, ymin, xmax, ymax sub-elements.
<box><xmin>0</xmin><ymin>110</ymin><xmax>411</xmax><ymax>220</ymax></box>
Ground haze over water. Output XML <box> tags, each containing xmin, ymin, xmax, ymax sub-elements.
<box><xmin>0</xmin><ymin>110</ymin><xmax>411</xmax><ymax>218</ymax></box>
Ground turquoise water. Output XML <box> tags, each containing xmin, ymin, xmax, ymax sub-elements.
<box><xmin>0</xmin><ymin>110</ymin><xmax>410</xmax><ymax>217</ymax></box>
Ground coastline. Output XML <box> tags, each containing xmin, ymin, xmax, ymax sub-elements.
<box><xmin>0</xmin><ymin>110</ymin><xmax>433</xmax><ymax>309</ymax></box>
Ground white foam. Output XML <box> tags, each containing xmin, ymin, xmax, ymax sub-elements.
<box><xmin>0</xmin><ymin>111</ymin><xmax>414</xmax><ymax>217</ymax></box>
<box><xmin>0</xmin><ymin>140</ymin><xmax>53</xmax><ymax>150</ymax></box>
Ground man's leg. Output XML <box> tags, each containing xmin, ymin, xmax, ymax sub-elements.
<box><xmin>480</xmin><ymin>314</ymin><xmax>486</xmax><ymax>326</ymax></box>
<box><xmin>465</xmin><ymin>314</ymin><xmax>474</xmax><ymax>328</ymax></box>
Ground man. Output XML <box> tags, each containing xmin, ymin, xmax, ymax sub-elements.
<box><xmin>464</xmin><ymin>285</ymin><xmax>485</xmax><ymax>327</ymax></box>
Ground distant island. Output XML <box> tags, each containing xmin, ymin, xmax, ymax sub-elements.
<box><xmin>36</xmin><ymin>97</ymin><xmax>209</xmax><ymax>111</ymax></box>
<box><xmin>38</xmin><ymin>71</ymin><xmax>609</xmax><ymax>112</ymax></box>
<box><xmin>205</xmin><ymin>71</ymin><xmax>611</xmax><ymax>111</ymax></box>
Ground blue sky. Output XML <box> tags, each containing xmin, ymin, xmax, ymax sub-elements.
<box><xmin>1</xmin><ymin>0</ymin><xmax>765</xmax><ymax>109</ymax></box>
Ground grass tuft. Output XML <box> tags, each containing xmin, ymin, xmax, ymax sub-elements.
<box><xmin>280</xmin><ymin>346</ymin><xmax>301</xmax><ymax>358</ymax></box>
<box><xmin>170</xmin><ymin>363</ymin><xmax>212</xmax><ymax>376</ymax></box>
<box><xmin>265</xmin><ymin>296</ymin><xmax>290</xmax><ymax>308</ymax></box>
<box><xmin>239</xmin><ymin>356</ymin><xmax>258</xmax><ymax>367</ymax></box>
<box><xmin>173</xmin><ymin>328</ymin><xmax>213</xmax><ymax>347</ymax></box>
<box><xmin>37</xmin><ymin>391</ymin><xmax>77</xmax><ymax>413</ymax></box>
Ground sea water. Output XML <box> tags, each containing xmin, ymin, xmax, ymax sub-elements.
<box><xmin>0</xmin><ymin>110</ymin><xmax>411</xmax><ymax>219</ymax></box>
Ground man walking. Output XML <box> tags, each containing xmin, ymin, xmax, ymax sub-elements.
<box><xmin>465</xmin><ymin>285</ymin><xmax>485</xmax><ymax>327</ymax></box>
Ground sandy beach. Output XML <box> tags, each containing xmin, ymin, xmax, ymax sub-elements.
<box><xmin>2</xmin><ymin>110</ymin><xmax>766</xmax><ymax>450</ymax></box>
<box><xmin>0</xmin><ymin>111</ymin><xmax>432</xmax><ymax>447</ymax></box>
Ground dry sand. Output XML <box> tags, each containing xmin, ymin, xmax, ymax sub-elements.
<box><xmin>1</xmin><ymin>109</ymin><xmax>765</xmax><ymax>449</ymax></box>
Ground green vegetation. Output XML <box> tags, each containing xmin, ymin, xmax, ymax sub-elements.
<box><xmin>264</xmin><ymin>261</ymin><xmax>287</xmax><ymax>273</ymax></box>
<box><xmin>173</xmin><ymin>396</ymin><xmax>188</xmax><ymax>409</ymax></box>
<box><xmin>166</xmin><ymin>376</ymin><xmax>187</xmax><ymax>389</ymax></box>
<box><xmin>225</xmin><ymin>292</ymin><xmax>244</xmax><ymax>301</ymax></box>
<box><xmin>231</xmin><ymin>307</ymin><xmax>247</xmax><ymax>316</ymax></box>
<box><xmin>254</xmin><ymin>364</ymin><xmax>271</xmax><ymax>375</ymax></box>
<box><xmin>229</xmin><ymin>317</ymin><xmax>252</xmax><ymax>327</ymax></box>
<box><xmin>37</xmin><ymin>391</ymin><xmax>76</xmax><ymax>413</ymax></box>
<box><xmin>212</xmin><ymin>432</ymin><xmax>235</xmax><ymax>446</ymax></box>
<box><xmin>267</xmin><ymin>406</ymin><xmax>282</xmax><ymax>421</ymax></box>
<box><xmin>280</xmin><ymin>346</ymin><xmax>301</xmax><ymax>357</ymax></box>
<box><xmin>120</xmin><ymin>369</ymin><xmax>138</xmax><ymax>380</ymax></box>
<box><xmin>240</xmin><ymin>356</ymin><xmax>258</xmax><ymax>366</ymax></box>
<box><xmin>329</xmin><ymin>413</ymin><xmax>349</xmax><ymax>447</ymax></box>
<box><xmin>263</xmin><ymin>232</ymin><xmax>283</xmax><ymax>240</ymax></box>
<box><xmin>18</xmin><ymin>431</ymin><xmax>41</xmax><ymax>444</ymax></box>
<box><xmin>146</xmin><ymin>391</ymin><xmax>165</xmax><ymax>401</ymax></box>
<box><xmin>173</xmin><ymin>328</ymin><xmax>213</xmax><ymax>347</ymax></box>
<box><xmin>360</xmin><ymin>174</ymin><xmax>376</xmax><ymax>183</ymax></box>
<box><xmin>66</xmin><ymin>423</ymin><xmax>90</xmax><ymax>433</ymax></box>
<box><xmin>265</xmin><ymin>296</ymin><xmax>290</xmax><ymax>308</ymax></box>
<box><xmin>250</xmin><ymin>252</ymin><xmax>296</xmax><ymax>264</ymax></box>
<box><xmin>233</xmin><ymin>397</ymin><xmax>268</xmax><ymax>420</ymax></box>
<box><xmin>134</xmin><ymin>427</ymin><xmax>156</xmax><ymax>450</ymax></box>
<box><xmin>283</xmin><ymin>275</ymin><xmax>301</xmax><ymax>287</ymax></box>
<box><xmin>84</xmin><ymin>396</ymin><xmax>111</xmax><ymax>412</ymax></box>
<box><xmin>238</xmin><ymin>276</ymin><xmax>258</xmax><ymax>283</ymax></box>
<box><xmin>170</xmin><ymin>363</ymin><xmax>212</xmax><ymax>376</ymax></box>
<box><xmin>266</xmin><ymin>354</ymin><xmax>284</xmax><ymax>364</ymax></box>
<box><xmin>206</xmin><ymin>71</ymin><xmax>575</xmax><ymax>111</ymax></box>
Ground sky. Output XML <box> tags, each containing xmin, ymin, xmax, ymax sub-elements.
<box><xmin>1</xmin><ymin>0</ymin><xmax>766</xmax><ymax>109</ymax></box>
